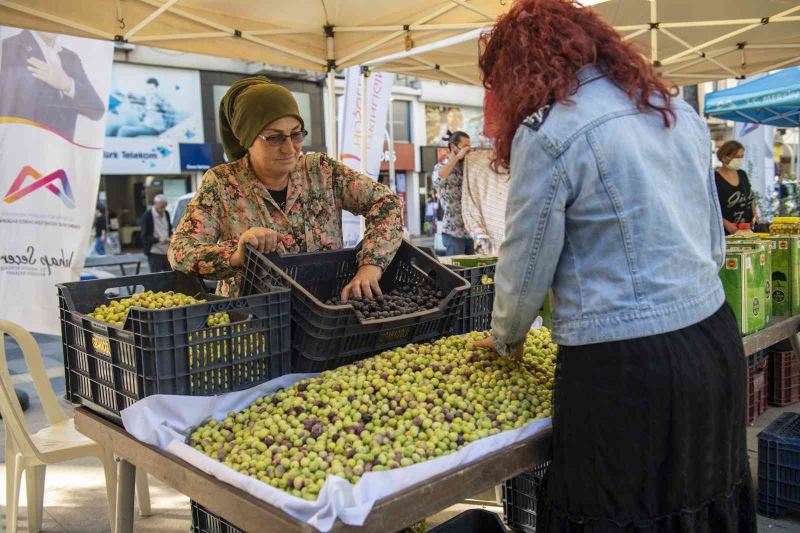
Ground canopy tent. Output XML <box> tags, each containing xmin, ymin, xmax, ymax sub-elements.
<box><xmin>704</xmin><ymin>67</ymin><xmax>800</xmax><ymax>127</ymax></box>
<box><xmin>704</xmin><ymin>67</ymin><xmax>800</xmax><ymax>190</ymax></box>
<box><xmin>2</xmin><ymin>1</ymin><xmax>800</xmax><ymax>87</ymax></box>
<box><xmin>365</xmin><ymin>0</ymin><xmax>800</xmax><ymax>87</ymax></box>
<box><xmin>2</xmin><ymin>0</ymin><xmax>800</xmax><ymax>156</ymax></box>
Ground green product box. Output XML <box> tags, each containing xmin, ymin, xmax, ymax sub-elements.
<box><xmin>726</xmin><ymin>240</ymin><xmax>772</xmax><ymax>324</ymax></box>
<box><xmin>720</xmin><ymin>248</ymin><xmax>766</xmax><ymax>336</ymax></box>
<box><xmin>448</xmin><ymin>255</ymin><xmax>498</xmax><ymax>267</ymax></box>
<box><xmin>762</xmin><ymin>236</ymin><xmax>800</xmax><ymax>317</ymax></box>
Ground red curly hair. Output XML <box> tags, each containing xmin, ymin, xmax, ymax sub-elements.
<box><xmin>479</xmin><ymin>0</ymin><xmax>675</xmax><ymax>171</ymax></box>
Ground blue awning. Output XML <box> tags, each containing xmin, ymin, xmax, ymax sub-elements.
<box><xmin>704</xmin><ymin>67</ymin><xmax>800</xmax><ymax>127</ymax></box>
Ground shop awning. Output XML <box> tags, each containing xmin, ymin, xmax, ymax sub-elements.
<box><xmin>1</xmin><ymin>1</ymin><xmax>798</xmax><ymax>86</ymax></box>
<box><xmin>704</xmin><ymin>67</ymin><xmax>800</xmax><ymax>127</ymax></box>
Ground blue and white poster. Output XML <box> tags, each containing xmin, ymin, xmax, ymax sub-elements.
<box><xmin>103</xmin><ymin>63</ymin><xmax>203</xmax><ymax>174</ymax></box>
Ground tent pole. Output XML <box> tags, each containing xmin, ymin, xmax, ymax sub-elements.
<box><xmin>326</xmin><ymin>26</ymin><xmax>338</xmax><ymax>159</ymax></box>
<box><xmin>131</xmin><ymin>32</ymin><xmax>230</xmax><ymax>42</ymax></box>
<box><xmin>388</xmin><ymin>96</ymin><xmax>396</xmax><ymax>193</ymax></box>
<box><xmin>360</xmin><ymin>67</ymin><xmax>370</xmax><ymax>240</ymax></box>
<box><xmin>360</xmin><ymin>67</ymin><xmax>369</xmax><ymax>175</ymax></box>
<box><xmin>662</xmin><ymin>4</ymin><xmax>800</xmax><ymax>65</ymax></box>
<box><xmin>0</xmin><ymin>0</ymin><xmax>114</xmax><ymax>39</ymax></box>
<box><xmin>410</xmin><ymin>57</ymin><xmax>480</xmax><ymax>86</ymax></box>
<box><xmin>649</xmin><ymin>0</ymin><xmax>658</xmax><ymax>65</ymax></box>
<box><xmin>660</xmin><ymin>16</ymin><xmax>800</xmax><ymax>29</ymax></box>
<box><xmin>750</xmin><ymin>56</ymin><xmax>800</xmax><ymax>77</ymax></box>
<box><xmin>659</xmin><ymin>28</ymin><xmax>738</xmax><ymax>77</ymax></box>
<box><xmin>124</xmin><ymin>0</ymin><xmax>178</xmax><ymax>40</ymax></box>
<box><xmin>338</xmin><ymin>3</ymin><xmax>459</xmax><ymax>65</ymax></box>
<box><xmin>327</xmin><ymin>72</ymin><xmax>338</xmax><ymax>159</ymax></box>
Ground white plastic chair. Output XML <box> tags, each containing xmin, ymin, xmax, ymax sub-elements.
<box><xmin>0</xmin><ymin>319</ymin><xmax>151</xmax><ymax>533</ymax></box>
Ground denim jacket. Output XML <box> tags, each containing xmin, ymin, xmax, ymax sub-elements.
<box><xmin>492</xmin><ymin>65</ymin><xmax>725</xmax><ymax>349</ymax></box>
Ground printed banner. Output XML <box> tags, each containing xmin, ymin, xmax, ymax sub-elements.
<box><xmin>338</xmin><ymin>67</ymin><xmax>395</xmax><ymax>247</ymax></box>
<box><xmin>103</xmin><ymin>63</ymin><xmax>203</xmax><ymax>174</ymax></box>
<box><xmin>0</xmin><ymin>26</ymin><xmax>113</xmax><ymax>334</ymax></box>
<box><xmin>735</xmin><ymin>121</ymin><xmax>775</xmax><ymax>206</ymax></box>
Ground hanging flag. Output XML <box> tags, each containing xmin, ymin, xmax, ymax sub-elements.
<box><xmin>0</xmin><ymin>26</ymin><xmax>113</xmax><ymax>334</ymax></box>
<box><xmin>338</xmin><ymin>66</ymin><xmax>395</xmax><ymax>247</ymax></box>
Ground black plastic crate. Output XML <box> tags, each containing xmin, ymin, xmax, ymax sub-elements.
<box><xmin>502</xmin><ymin>462</ymin><xmax>549</xmax><ymax>533</ymax></box>
<box><xmin>240</xmin><ymin>241</ymin><xmax>469</xmax><ymax>372</ymax></box>
<box><xmin>58</xmin><ymin>271</ymin><xmax>291</xmax><ymax>423</ymax></box>
<box><xmin>431</xmin><ymin>509</ymin><xmax>507</xmax><ymax>532</ymax></box>
<box><xmin>758</xmin><ymin>412</ymin><xmax>800</xmax><ymax>518</ymax></box>
<box><xmin>448</xmin><ymin>264</ymin><xmax>495</xmax><ymax>334</ymax></box>
<box><xmin>191</xmin><ymin>501</ymin><xmax>243</xmax><ymax>533</ymax></box>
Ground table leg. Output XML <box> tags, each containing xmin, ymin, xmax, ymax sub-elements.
<box><xmin>115</xmin><ymin>458</ymin><xmax>136</xmax><ymax>533</ymax></box>
<box><xmin>120</xmin><ymin>265</ymin><xmax>128</xmax><ymax>276</ymax></box>
<box><xmin>135</xmin><ymin>261</ymin><xmax>141</xmax><ymax>275</ymax></box>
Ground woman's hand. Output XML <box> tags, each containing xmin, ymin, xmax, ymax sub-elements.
<box><xmin>341</xmin><ymin>265</ymin><xmax>383</xmax><ymax>301</ymax></box>
<box><xmin>230</xmin><ymin>227</ymin><xmax>281</xmax><ymax>268</ymax></box>
<box><xmin>474</xmin><ymin>336</ymin><xmax>524</xmax><ymax>362</ymax></box>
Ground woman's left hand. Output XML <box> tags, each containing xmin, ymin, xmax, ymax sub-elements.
<box><xmin>341</xmin><ymin>265</ymin><xmax>383</xmax><ymax>301</ymax></box>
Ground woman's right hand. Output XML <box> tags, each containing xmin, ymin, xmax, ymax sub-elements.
<box><xmin>230</xmin><ymin>227</ymin><xmax>282</xmax><ymax>267</ymax></box>
<box><xmin>722</xmin><ymin>219</ymin><xmax>739</xmax><ymax>235</ymax></box>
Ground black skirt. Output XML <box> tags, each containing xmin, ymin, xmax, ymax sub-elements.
<box><xmin>537</xmin><ymin>303</ymin><xmax>756</xmax><ymax>533</ymax></box>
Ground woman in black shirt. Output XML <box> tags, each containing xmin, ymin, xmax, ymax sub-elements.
<box><xmin>715</xmin><ymin>140</ymin><xmax>757</xmax><ymax>234</ymax></box>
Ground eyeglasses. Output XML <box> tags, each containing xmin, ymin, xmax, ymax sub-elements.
<box><xmin>257</xmin><ymin>129</ymin><xmax>308</xmax><ymax>147</ymax></box>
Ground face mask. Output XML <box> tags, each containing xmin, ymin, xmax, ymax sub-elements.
<box><xmin>728</xmin><ymin>158</ymin><xmax>744</xmax><ymax>171</ymax></box>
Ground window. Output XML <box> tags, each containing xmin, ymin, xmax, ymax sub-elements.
<box><xmin>391</xmin><ymin>100</ymin><xmax>412</xmax><ymax>143</ymax></box>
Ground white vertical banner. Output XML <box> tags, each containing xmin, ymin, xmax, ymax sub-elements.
<box><xmin>736</xmin><ymin>121</ymin><xmax>775</xmax><ymax>209</ymax></box>
<box><xmin>338</xmin><ymin>66</ymin><xmax>395</xmax><ymax>247</ymax></box>
<box><xmin>0</xmin><ymin>27</ymin><xmax>113</xmax><ymax>334</ymax></box>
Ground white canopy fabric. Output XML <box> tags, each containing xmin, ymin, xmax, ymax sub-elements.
<box><xmin>1</xmin><ymin>1</ymin><xmax>798</xmax><ymax>86</ymax></box>
<box><xmin>0</xmin><ymin>0</ymin><xmax>508</xmax><ymax>73</ymax></box>
<box><xmin>365</xmin><ymin>0</ymin><xmax>800</xmax><ymax>87</ymax></box>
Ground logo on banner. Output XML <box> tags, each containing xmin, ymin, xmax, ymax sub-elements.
<box><xmin>3</xmin><ymin>166</ymin><xmax>75</xmax><ymax>208</ymax></box>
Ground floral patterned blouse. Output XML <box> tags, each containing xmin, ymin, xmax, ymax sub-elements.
<box><xmin>168</xmin><ymin>152</ymin><xmax>404</xmax><ymax>296</ymax></box>
<box><xmin>433</xmin><ymin>158</ymin><xmax>469</xmax><ymax>239</ymax></box>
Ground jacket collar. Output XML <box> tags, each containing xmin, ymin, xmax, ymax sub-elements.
<box><xmin>576</xmin><ymin>64</ymin><xmax>606</xmax><ymax>86</ymax></box>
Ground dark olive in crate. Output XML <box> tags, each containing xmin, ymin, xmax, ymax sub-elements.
<box><xmin>240</xmin><ymin>240</ymin><xmax>470</xmax><ymax>372</ymax></box>
<box><xmin>58</xmin><ymin>271</ymin><xmax>291</xmax><ymax>423</ymax></box>
<box><xmin>324</xmin><ymin>284</ymin><xmax>445</xmax><ymax>320</ymax></box>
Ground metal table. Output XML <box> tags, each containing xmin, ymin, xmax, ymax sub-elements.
<box><xmin>74</xmin><ymin>408</ymin><xmax>552</xmax><ymax>533</ymax></box>
<box><xmin>84</xmin><ymin>254</ymin><xmax>146</xmax><ymax>277</ymax></box>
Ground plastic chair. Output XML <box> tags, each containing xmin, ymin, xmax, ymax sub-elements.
<box><xmin>0</xmin><ymin>319</ymin><xmax>151</xmax><ymax>533</ymax></box>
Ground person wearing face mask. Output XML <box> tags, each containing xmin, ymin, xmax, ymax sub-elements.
<box><xmin>168</xmin><ymin>76</ymin><xmax>404</xmax><ymax>299</ymax></box>
<box><xmin>715</xmin><ymin>140</ymin><xmax>757</xmax><ymax>234</ymax></box>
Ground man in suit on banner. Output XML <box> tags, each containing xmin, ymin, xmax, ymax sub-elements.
<box><xmin>0</xmin><ymin>29</ymin><xmax>105</xmax><ymax>141</ymax></box>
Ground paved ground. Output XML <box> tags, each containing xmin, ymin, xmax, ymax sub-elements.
<box><xmin>2</xmin><ymin>250</ymin><xmax>800</xmax><ymax>532</ymax></box>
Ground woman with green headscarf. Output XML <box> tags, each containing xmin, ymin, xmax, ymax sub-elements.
<box><xmin>169</xmin><ymin>76</ymin><xmax>404</xmax><ymax>298</ymax></box>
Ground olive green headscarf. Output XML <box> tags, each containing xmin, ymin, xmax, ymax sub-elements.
<box><xmin>219</xmin><ymin>76</ymin><xmax>304</xmax><ymax>161</ymax></box>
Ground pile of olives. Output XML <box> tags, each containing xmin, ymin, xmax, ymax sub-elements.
<box><xmin>324</xmin><ymin>284</ymin><xmax>445</xmax><ymax>320</ymax></box>
<box><xmin>190</xmin><ymin>328</ymin><xmax>557</xmax><ymax>501</ymax></box>
<box><xmin>87</xmin><ymin>290</ymin><xmax>229</xmax><ymax>328</ymax></box>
